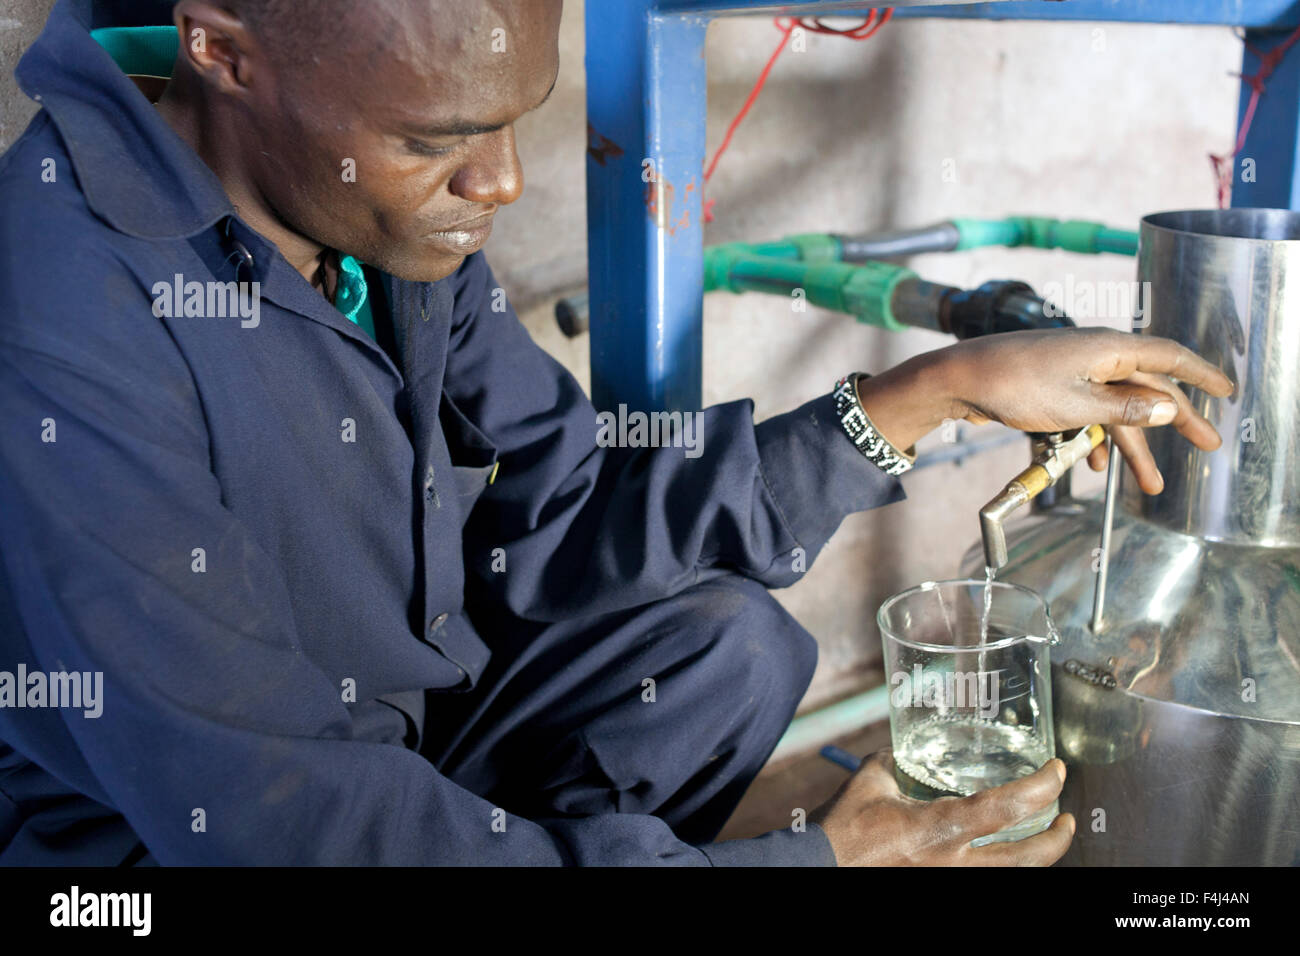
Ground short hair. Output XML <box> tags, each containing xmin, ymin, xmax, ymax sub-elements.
<box><xmin>225</xmin><ymin>0</ymin><xmax>375</xmax><ymax>64</ymax></box>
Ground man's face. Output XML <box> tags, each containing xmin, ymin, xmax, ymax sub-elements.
<box><xmin>234</xmin><ymin>0</ymin><xmax>562</xmax><ymax>282</ymax></box>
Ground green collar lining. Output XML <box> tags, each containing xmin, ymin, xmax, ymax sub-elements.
<box><xmin>90</xmin><ymin>26</ymin><xmax>178</xmax><ymax>78</ymax></box>
<box><xmin>335</xmin><ymin>254</ymin><xmax>375</xmax><ymax>338</ymax></box>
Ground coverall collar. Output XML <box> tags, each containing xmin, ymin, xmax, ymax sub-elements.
<box><xmin>14</xmin><ymin>0</ymin><xmax>234</xmax><ymax>240</ymax></box>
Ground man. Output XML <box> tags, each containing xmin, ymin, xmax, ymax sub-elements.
<box><xmin>0</xmin><ymin>0</ymin><xmax>1232</xmax><ymax>866</ymax></box>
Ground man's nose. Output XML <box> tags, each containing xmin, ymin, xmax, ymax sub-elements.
<box><xmin>451</xmin><ymin>127</ymin><xmax>524</xmax><ymax>206</ymax></box>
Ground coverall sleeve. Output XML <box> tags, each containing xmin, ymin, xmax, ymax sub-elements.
<box><xmin>0</xmin><ymin>227</ymin><xmax>830</xmax><ymax>865</ymax></box>
<box><xmin>446</xmin><ymin>252</ymin><xmax>907</xmax><ymax>622</ymax></box>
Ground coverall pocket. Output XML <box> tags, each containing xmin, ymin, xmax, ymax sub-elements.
<box><xmin>438</xmin><ymin>392</ymin><xmax>499</xmax><ymax>503</ymax></box>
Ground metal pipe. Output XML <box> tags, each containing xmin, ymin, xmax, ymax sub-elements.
<box><xmin>835</xmin><ymin>222</ymin><xmax>961</xmax><ymax>261</ymax></box>
<box><xmin>556</xmin><ymin>291</ymin><xmax>589</xmax><ymax>337</ymax></box>
<box><xmin>819</xmin><ymin>745</ymin><xmax>863</xmax><ymax>772</ymax></box>
<box><xmin>1090</xmin><ymin>433</ymin><xmax>1120</xmax><ymax>633</ymax></box>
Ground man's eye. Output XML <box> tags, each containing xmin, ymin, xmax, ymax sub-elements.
<box><xmin>404</xmin><ymin>139</ymin><xmax>454</xmax><ymax>157</ymax></box>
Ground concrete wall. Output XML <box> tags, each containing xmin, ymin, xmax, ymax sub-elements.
<box><xmin>1</xmin><ymin>2</ymin><xmax>1242</xmax><ymax>711</ymax></box>
<box><xmin>0</xmin><ymin>1</ymin><xmax>44</xmax><ymax>148</ymax></box>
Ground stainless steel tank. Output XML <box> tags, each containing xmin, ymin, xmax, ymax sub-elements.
<box><xmin>961</xmin><ymin>208</ymin><xmax>1300</xmax><ymax>866</ymax></box>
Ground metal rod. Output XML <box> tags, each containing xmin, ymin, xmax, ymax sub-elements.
<box><xmin>819</xmin><ymin>745</ymin><xmax>864</xmax><ymax>773</ymax></box>
<box><xmin>1091</xmin><ymin>434</ymin><xmax>1120</xmax><ymax>633</ymax></box>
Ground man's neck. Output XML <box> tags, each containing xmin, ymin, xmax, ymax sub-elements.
<box><xmin>154</xmin><ymin>79</ymin><xmax>333</xmax><ymax>294</ymax></box>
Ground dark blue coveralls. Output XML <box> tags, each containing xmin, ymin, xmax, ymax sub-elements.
<box><xmin>0</xmin><ymin>0</ymin><xmax>906</xmax><ymax>865</ymax></box>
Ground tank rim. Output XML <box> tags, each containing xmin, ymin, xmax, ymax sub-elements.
<box><xmin>1141</xmin><ymin>207</ymin><xmax>1300</xmax><ymax>242</ymax></box>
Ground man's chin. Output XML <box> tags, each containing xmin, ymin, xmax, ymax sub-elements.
<box><xmin>368</xmin><ymin>248</ymin><xmax>468</xmax><ymax>284</ymax></box>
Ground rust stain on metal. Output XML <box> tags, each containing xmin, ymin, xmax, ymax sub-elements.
<box><xmin>645</xmin><ymin>176</ymin><xmax>694</xmax><ymax>234</ymax></box>
<box><xmin>645</xmin><ymin>178</ymin><xmax>669</xmax><ymax>231</ymax></box>
<box><xmin>586</xmin><ymin>123</ymin><xmax>625</xmax><ymax>166</ymax></box>
<box><xmin>678</xmin><ymin>180</ymin><xmax>695</xmax><ymax>232</ymax></box>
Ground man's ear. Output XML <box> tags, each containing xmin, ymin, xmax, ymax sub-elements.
<box><xmin>171</xmin><ymin>0</ymin><xmax>262</xmax><ymax>96</ymax></box>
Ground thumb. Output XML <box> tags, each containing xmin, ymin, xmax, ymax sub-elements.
<box><xmin>1091</xmin><ymin>382</ymin><xmax>1179</xmax><ymax>427</ymax></box>
<box><xmin>852</xmin><ymin>749</ymin><xmax>904</xmax><ymax>796</ymax></box>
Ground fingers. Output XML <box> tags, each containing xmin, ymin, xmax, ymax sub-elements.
<box><xmin>1079</xmin><ymin>353</ymin><xmax>1227</xmax><ymax>493</ymax></box>
<box><xmin>1098</xmin><ymin>331</ymin><xmax>1235</xmax><ymax>398</ymax></box>
<box><xmin>851</xmin><ymin>748</ymin><xmax>910</xmax><ymax>799</ymax></box>
<box><xmin>1086</xmin><ymin>375</ymin><xmax>1224</xmax><ymax>451</ymax></box>
<box><xmin>969</xmin><ymin>812</ymin><xmax>1076</xmax><ymax>866</ymax></box>
<box><xmin>945</xmin><ymin>758</ymin><xmax>1066</xmax><ymax>841</ymax></box>
<box><xmin>856</xmin><ymin>749</ymin><xmax>898</xmax><ymax>784</ymax></box>
<box><xmin>1122</xmin><ymin>371</ymin><xmax>1222</xmax><ymax>451</ymax></box>
<box><xmin>1108</xmin><ymin>425</ymin><xmax>1162</xmax><ymax>494</ymax></box>
<box><xmin>1087</xmin><ymin>380</ymin><xmax>1183</xmax><ymax>428</ymax></box>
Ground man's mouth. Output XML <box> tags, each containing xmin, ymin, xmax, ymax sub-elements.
<box><xmin>425</xmin><ymin>213</ymin><xmax>495</xmax><ymax>254</ymax></box>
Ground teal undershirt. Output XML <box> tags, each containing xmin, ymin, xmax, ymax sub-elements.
<box><xmin>334</xmin><ymin>252</ymin><xmax>376</xmax><ymax>340</ymax></box>
<box><xmin>91</xmin><ymin>26</ymin><xmax>377</xmax><ymax>341</ymax></box>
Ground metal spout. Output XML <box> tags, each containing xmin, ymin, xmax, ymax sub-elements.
<box><xmin>980</xmin><ymin>424</ymin><xmax>1105</xmax><ymax>571</ymax></box>
<box><xmin>980</xmin><ymin>482</ymin><xmax>1029</xmax><ymax>569</ymax></box>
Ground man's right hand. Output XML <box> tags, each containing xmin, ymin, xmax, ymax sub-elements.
<box><xmin>810</xmin><ymin>750</ymin><xmax>1075</xmax><ymax>866</ymax></box>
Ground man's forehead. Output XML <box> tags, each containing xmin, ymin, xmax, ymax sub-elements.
<box><xmin>358</xmin><ymin>0</ymin><xmax>559</xmax><ymax>66</ymax></box>
<box><xmin>341</xmin><ymin>0</ymin><xmax>560</xmax><ymax>128</ymax></box>
<box><xmin>385</xmin><ymin>71</ymin><xmax>558</xmax><ymax>139</ymax></box>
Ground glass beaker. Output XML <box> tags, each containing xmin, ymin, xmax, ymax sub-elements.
<box><xmin>878</xmin><ymin>578</ymin><xmax>1061</xmax><ymax>845</ymax></box>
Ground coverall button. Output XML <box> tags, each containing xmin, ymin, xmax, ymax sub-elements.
<box><xmin>424</xmin><ymin>466</ymin><xmax>439</xmax><ymax>507</ymax></box>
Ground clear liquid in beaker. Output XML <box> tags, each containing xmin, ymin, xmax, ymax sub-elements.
<box><xmin>894</xmin><ymin>713</ymin><xmax>1057</xmax><ymax>845</ymax></box>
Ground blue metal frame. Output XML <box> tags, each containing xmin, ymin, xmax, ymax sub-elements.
<box><xmin>584</xmin><ymin>9</ymin><xmax>708</xmax><ymax>414</ymax></box>
<box><xmin>584</xmin><ymin>0</ymin><xmax>1300</xmax><ymax>412</ymax></box>
<box><xmin>1231</xmin><ymin>28</ymin><xmax>1300</xmax><ymax>207</ymax></box>
<box><xmin>890</xmin><ymin>1</ymin><xmax>1300</xmax><ymax>26</ymax></box>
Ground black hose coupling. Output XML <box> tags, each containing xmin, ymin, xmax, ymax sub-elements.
<box><xmin>943</xmin><ymin>279</ymin><xmax>1075</xmax><ymax>340</ymax></box>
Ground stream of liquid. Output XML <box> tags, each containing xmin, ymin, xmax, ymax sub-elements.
<box><xmin>975</xmin><ymin>565</ymin><xmax>996</xmax><ymax>772</ymax></box>
<box><xmin>980</xmin><ymin>564</ymin><xmax>996</xmax><ymax>646</ymax></box>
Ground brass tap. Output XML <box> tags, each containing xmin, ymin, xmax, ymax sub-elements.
<box><xmin>980</xmin><ymin>425</ymin><xmax>1106</xmax><ymax>570</ymax></box>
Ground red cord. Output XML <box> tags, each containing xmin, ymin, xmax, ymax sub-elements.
<box><xmin>1210</xmin><ymin>24</ymin><xmax>1300</xmax><ymax>208</ymax></box>
<box><xmin>803</xmin><ymin>11</ymin><xmax>893</xmax><ymax>41</ymax></box>
<box><xmin>703</xmin><ymin>11</ymin><xmax>893</xmax><ymax>222</ymax></box>
<box><xmin>705</xmin><ymin>15</ymin><xmax>1287</xmax><ymax>215</ymax></box>
<box><xmin>703</xmin><ymin>20</ymin><xmax>797</xmax><ymax>184</ymax></box>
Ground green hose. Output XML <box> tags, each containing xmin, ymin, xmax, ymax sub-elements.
<box><xmin>717</xmin><ymin>218</ymin><xmax>1137</xmax><ymax>267</ymax></box>
<box><xmin>952</xmin><ymin>216</ymin><xmax>1138</xmax><ymax>256</ymax></box>
<box><xmin>705</xmin><ymin>244</ymin><xmax>914</xmax><ymax>332</ymax></box>
<box><xmin>696</xmin><ymin>217</ymin><xmax>1135</xmax><ymax>332</ymax></box>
